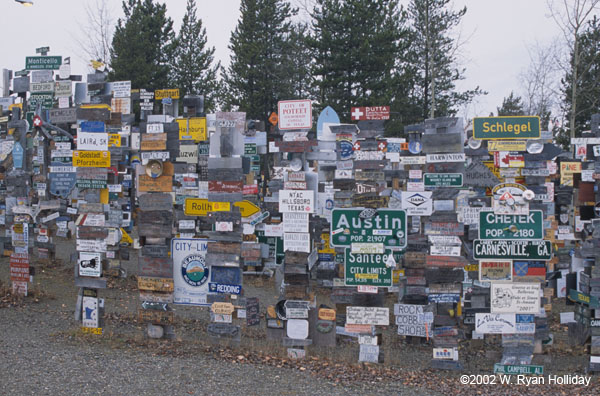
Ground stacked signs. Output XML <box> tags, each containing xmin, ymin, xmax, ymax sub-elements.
<box><xmin>5</xmin><ymin>58</ymin><xmax>600</xmax><ymax>374</ymax></box>
<box><xmin>471</xmin><ymin>116</ymin><xmax>546</xmax><ymax>374</ymax></box>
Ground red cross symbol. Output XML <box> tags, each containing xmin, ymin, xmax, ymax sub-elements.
<box><xmin>353</xmin><ymin>141</ymin><xmax>361</xmax><ymax>151</ymax></box>
<box><xmin>351</xmin><ymin>107</ymin><xmax>364</xmax><ymax>120</ymax></box>
<box><xmin>33</xmin><ymin>115</ymin><xmax>43</xmax><ymax>128</ymax></box>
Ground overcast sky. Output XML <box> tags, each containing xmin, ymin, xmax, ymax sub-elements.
<box><xmin>0</xmin><ymin>0</ymin><xmax>566</xmax><ymax>120</ymax></box>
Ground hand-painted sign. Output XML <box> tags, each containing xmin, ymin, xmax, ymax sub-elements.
<box><xmin>490</xmin><ymin>282</ymin><xmax>540</xmax><ymax>314</ymax></box>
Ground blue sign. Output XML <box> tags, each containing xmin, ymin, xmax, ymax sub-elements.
<box><xmin>49</xmin><ymin>161</ymin><xmax>77</xmax><ymax>198</ymax></box>
<box><xmin>12</xmin><ymin>142</ymin><xmax>24</xmax><ymax>169</ymax></box>
<box><xmin>209</xmin><ymin>283</ymin><xmax>242</xmax><ymax>295</ymax></box>
<box><xmin>162</xmin><ymin>97</ymin><xmax>172</xmax><ymax>105</ymax></box>
<box><xmin>339</xmin><ymin>140</ymin><xmax>354</xmax><ymax>160</ymax></box>
<box><xmin>408</xmin><ymin>141</ymin><xmax>422</xmax><ymax>154</ymax></box>
<box><xmin>211</xmin><ymin>266</ymin><xmax>242</xmax><ymax>285</ymax></box>
<box><xmin>317</xmin><ymin>106</ymin><xmax>340</xmax><ymax>140</ymax></box>
<box><xmin>80</xmin><ymin>121</ymin><xmax>105</xmax><ymax>132</ymax></box>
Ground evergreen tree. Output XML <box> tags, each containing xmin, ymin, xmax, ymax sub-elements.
<box><xmin>222</xmin><ymin>0</ymin><xmax>298</xmax><ymax>122</ymax></box>
<box><xmin>561</xmin><ymin>15</ymin><xmax>600</xmax><ymax>137</ymax></box>
<box><xmin>171</xmin><ymin>0</ymin><xmax>220</xmax><ymax>112</ymax></box>
<box><xmin>109</xmin><ymin>0</ymin><xmax>175</xmax><ymax>91</ymax></box>
<box><xmin>497</xmin><ymin>92</ymin><xmax>525</xmax><ymax>116</ymax></box>
<box><xmin>406</xmin><ymin>0</ymin><xmax>483</xmax><ymax>120</ymax></box>
<box><xmin>309</xmin><ymin>0</ymin><xmax>404</xmax><ymax>122</ymax></box>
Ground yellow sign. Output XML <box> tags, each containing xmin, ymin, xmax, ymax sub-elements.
<box><xmin>73</xmin><ymin>150</ymin><xmax>111</xmax><ymax>167</ymax></box>
<box><xmin>90</xmin><ymin>60</ymin><xmax>104</xmax><ymax>70</ymax></box>
<box><xmin>464</xmin><ymin>264</ymin><xmax>479</xmax><ymax>272</ymax></box>
<box><xmin>81</xmin><ymin>326</ymin><xmax>103</xmax><ymax>335</ymax></box>
<box><xmin>560</xmin><ymin>162</ymin><xmax>581</xmax><ymax>186</ymax></box>
<box><xmin>177</xmin><ymin>117</ymin><xmax>207</xmax><ymax>141</ymax></box>
<box><xmin>9</xmin><ymin>103</ymin><xmax>23</xmax><ymax>112</ymax></box>
<box><xmin>80</xmin><ymin>104</ymin><xmax>111</xmax><ymax>110</ymax></box>
<box><xmin>233</xmin><ymin>200</ymin><xmax>260</xmax><ymax>218</ymax></box>
<box><xmin>318</xmin><ymin>232</ymin><xmax>335</xmax><ymax>255</ymax></box>
<box><xmin>185</xmin><ymin>199</ymin><xmax>231</xmax><ymax>216</ymax></box>
<box><xmin>120</xmin><ymin>228</ymin><xmax>133</xmax><ymax>244</ymax></box>
<box><xmin>392</xmin><ymin>269</ymin><xmax>405</xmax><ymax>283</ymax></box>
<box><xmin>487</xmin><ymin>140</ymin><xmax>526</xmax><ymax>152</ymax></box>
<box><xmin>108</xmin><ymin>134</ymin><xmax>121</xmax><ymax>147</ymax></box>
<box><xmin>155</xmin><ymin>89</ymin><xmax>180</xmax><ymax>100</ymax></box>
<box><xmin>99</xmin><ymin>188</ymin><xmax>109</xmax><ymax>204</ymax></box>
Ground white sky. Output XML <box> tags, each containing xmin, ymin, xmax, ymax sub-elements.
<box><xmin>0</xmin><ymin>0</ymin><xmax>567</xmax><ymax>119</ymax></box>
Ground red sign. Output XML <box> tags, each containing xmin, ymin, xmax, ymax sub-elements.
<box><xmin>350</xmin><ymin>106</ymin><xmax>390</xmax><ymax>121</ymax></box>
<box><xmin>208</xmin><ymin>181</ymin><xmax>243</xmax><ymax>193</ymax></box>
<box><xmin>10</xmin><ymin>253</ymin><xmax>29</xmax><ymax>282</ymax></box>
<box><xmin>243</xmin><ymin>184</ymin><xmax>259</xmax><ymax>195</ymax></box>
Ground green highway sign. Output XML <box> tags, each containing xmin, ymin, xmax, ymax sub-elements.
<box><xmin>28</xmin><ymin>93</ymin><xmax>54</xmax><ymax>109</ymax></box>
<box><xmin>569</xmin><ymin>289</ymin><xmax>600</xmax><ymax>309</ymax></box>
<box><xmin>26</xmin><ymin>56</ymin><xmax>62</xmax><ymax>70</ymax></box>
<box><xmin>331</xmin><ymin>208</ymin><xmax>406</xmax><ymax>249</ymax></box>
<box><xmin>244</xmin><ymin>143</ymin><xmax>257</xmax><ymax>155</ymax></box>
<box><xmin>479</xmin><ymin>210</ymin><xmax>543</xmax><ymax>240</ymax></box>
<box><xmin>473</xmin><ymin>239</ymin><xmax>552</xmax><ymax>261</ymax></box>
<box><xmin>424</xmin><ymin>173</ymin><xmax>463</xmax><ymax>187</ymax></box>
<box><xmin>494</xmin><ymin>364</ymin><xmax>543</xmax><ymax>375</ymax></box>
<box><xmin>473</xmin><ymin>116</ymin><xmax>540</xmax><ymax>140</ymax></box>
<box><xmin>344</xmin><ymin>249</ymin><xmax>393</xmax><ymax>287</ymax></box>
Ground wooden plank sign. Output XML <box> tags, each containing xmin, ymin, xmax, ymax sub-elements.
<box><xmin>137</xmin><ymin>276</ymin><xmax>174</xmax><ymax>292</ymax></box>
<box><xmin>138</xmin><ymin>175</ymin><xmax>173</xmax><ymax>192</ymax></box>
<box><xmin>138</xmin><ymin>309</ymin><xmax>174</xmax><ymax>325</ymax></box>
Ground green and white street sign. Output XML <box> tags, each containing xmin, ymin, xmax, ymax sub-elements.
<box><xmin>473</xmin><ymin>239</ymin><xmax>552</xmax><ymax>261</ymax></box>
<box><xmin>473</xmin><ymin>116</ymin><xmax>540</xmax><ymax>140</ymax></box>
<box><xmin>244</xmin><ymin>143</ymin><xmax>257</xmax><ymax>155</ymax></box>
<box><xmin>28</xmin><ymin>93</ymin><xmax>53</xmax><ymax>109</ymax></box>
<box><xmin>26</xmin><ymin>56</ymin><xmax>62</xmax><ymax>70</ymax></box>
<box><xmin>331</xmin><ymin>208</ymin><xmax>407</xmax><ymax>249</ymax></box>
<box><xmin>424</xmin><ymin>173</ymin><xmax>463</xmax><ymax>187</ymax></box>
<box><xmin>479</xmin><ymin>210</ymin><xmax>543</xmax><ymax>240</ymax></box>
<box><xmin>344</xmin><ymin>248</ymin><xmax>393</xmax><ymax>287</ymax></box>
<box><xmin>494</xmin><ymin>364</ymin><xmax>543</xmax><ymax>375</ymax></box>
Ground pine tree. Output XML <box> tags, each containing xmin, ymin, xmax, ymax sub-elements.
<box><xmin>497</xmin><ymin>92</ymin><xmax>525</xmax><ymax>116</ymax></box>
<box><xmin>222</xmin><ymin>0</ymin><xmax>298</xmax><ymax>122</ymax></box>
<box><xmin>406</xmin><ymin>0</ymin><xmax>483</xmax><ymax>120</ymax></box>
<box><xmin>309</xmin><ymin>0</ymin><xmax>404</xmax><ymax>122</ymax></box>
<box><xmin>109</xmin><ymin>0</ymin><xmax>175</xmax><ymax>91</ymax></box>
<box><xmin>171</xmin><ymin>0</ymin><xmax>220</xmax><ymax>112</ymax></box>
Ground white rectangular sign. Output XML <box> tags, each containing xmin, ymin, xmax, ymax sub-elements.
<box><xmin>491</xmin><ymin>283</ymin><xmax>540</xmax><ymax>314</ymax></box>
<box><xmin>283</xmin><ymin>232</ymin><xmax>310</xmax><ymax>253</ymax></box>
<box><xmin>172</xmin><ymin>238</ymin><xmax>209</xmax><ymax>306</ymax></box>
<box><xmin>278</xmin><ymin>190</ymin><xmax>315</xmax><ymax>213</ymax></box>
<box><xmin>346</xmin><ymin>306</ymin><xmax>389</xmax><ymax>326</ymax></box>
<box><xmin>402</xmin><ymin>191</ymin><xmax>433</xmax><ymax>216</ymax></box>
<box><xmin>76</xmin><ymin>239</ymin><xmax>107</xmax><ymax>253</ymax></box>
<box><xmin>283</xmin><ymin>212</ymin><xmax>309</xmax><ymax>233</ymax></box>
<box><xmin>78</xmin><ymin>252</ymin><xmax>102</xmax><ymax>277</ymax></box>
<box><xmin>82</xmin><ymin>296</ymin><xmax>99</xmax><ymax>328</ymax></box>
<box><xmin>77</xmin><ymin>132</ymin><xmax>108</xmax><ymax>151</ymax></box>
<box><xmin>278</xmin><ymin>99</ymin><xmax>312</xmax><ymax>130</ymax></box>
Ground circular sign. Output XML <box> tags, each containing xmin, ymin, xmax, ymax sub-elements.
<box><xmin>468</xmin><ymin>137</ymin><xmax>482</xmax><ymax>149</ymax></box>
<box><xmin>408</xmin><ymin>141</ymin><xmax>422</xmax><ymax>154</ymax></box>
<box><xmin>181</xmin><ymin>254</ymin><xmax>208</xmax><ymax>287</ymax></box>
<box><xmin>145</xmin><ymin>160</ymin><xmax>163</xmax><ymax>178</ymax></box>
<box><xmin>290</xmin><ymin>156</ymin><xmax>303</xmax><ymax>172</ymax></box>
<box><xmin>339</xmin><ymin>140</ymin><xmax>354</xmax><ymax>160</ymax></box>
<box><xmin>523</xmin><ymin>190</ymin><xmax>535</xmax><ymax>201</ymax></box>
<box><xmin>59</xmin><ymin>64</ymin><xmax>71</xmax><ymax>79</ymax></box>
<box><xmin>526</xmin><ymin>140</ymin><xmax>544</xmax><ymax>154</ymax></box>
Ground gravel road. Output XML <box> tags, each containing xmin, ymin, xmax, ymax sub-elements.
<box><xmin>0</xmin><ymin>286</ymin><xmax>434</xmax><ymax>396</ymax></box>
